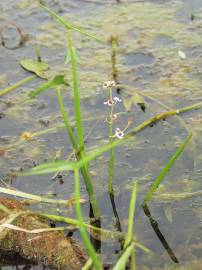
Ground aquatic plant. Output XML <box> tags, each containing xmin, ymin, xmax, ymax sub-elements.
<box><xmin>1</xmin><ymin>1</ymin><xmax>202</xmax><ymax>269</ymax></box>
<box><xmin>143</xmin><ymin>131</ymin><xmax>193</xmax><ymax>206</ymax></box>
<box><xmin>28</xmin><ymin>1</ymin><xmax>102</xmax><ymax>221</ymax></box>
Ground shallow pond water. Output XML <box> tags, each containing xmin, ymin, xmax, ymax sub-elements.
<box><xmin>1</xmin><ymin>0</ymin><xmax>202</xmax><ymax>269</ymax></box>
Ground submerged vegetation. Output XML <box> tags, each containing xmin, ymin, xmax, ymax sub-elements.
<box><xmin>1</xmin><ymin>0</ymin><xmax>202</xmax><ymax>269</ymax></box>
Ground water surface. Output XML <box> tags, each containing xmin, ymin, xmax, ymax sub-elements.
<box><xmin>1</xmin><ymin>0</ymin><xmax>202</xmax><ymax>269</ymax></box>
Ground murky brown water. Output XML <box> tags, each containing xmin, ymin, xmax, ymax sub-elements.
<box><xmin>1</xmin><ymin>0</ymin><xmax>202</xmax><ymax>269</ymax></box>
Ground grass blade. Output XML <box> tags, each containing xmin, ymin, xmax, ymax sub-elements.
<box><xmin>143</xmin><ymin>131</ymin><xmax>193</xmax><ymax>205</ymax></box>
<box><xmin>40</xmin><ymin>3</ymin><xmax>103</xmax><ymax>43</ymax></box>
<box><xmin>0</xmin><ymin>76</ymin><xmax>34</xmax><ymax>97</ymax></box>
<box><xmin>74</xmin><ymin>169</ymin><xmax>103</xmax><ymax>270</ymax></box>
<box><xmin>67</xmin><ymin>31</ymin><xmax>83</xmax><ymax>149</ymax></box>
<box><xmin>0</xmin><ymin>187</ymin><xmax>73</xmax><ymax>205</ymax></box>
<box><xmin>56</xmin><ymin>84</ymin><xmax>100</xmax><ymax>219</ymax></box>
<box><xmin>23</xmin><ymin>160</ymin><xmax>76</xmax><ymax>175</ymax></box>
<box><xmin>31</xmin><ymin>80</ymin><xmax>53</xmax><ymax>97</ymax></box>
<box><xmin>31</xmin><ymin>75</ymin><xmax>68</xmax><ymax>97</ymax></box>
<box><xmin>131</xmin><ymin>251</ymin><xmax>136</xmax><ymax>270</ymax></box>
<box><xmin>82</xmin><ymin>258</ymin><xmax>93</xmax><ymax>270</ymax></box>
<box><xmin>124</xmin><ymin>182</ymin><xmax>137</xmax><ymax>249</ymax></box>
<box><xmin>23</xmin><ymin>100</ymin><xmax>201</xmax><ymax>176</ymax></box>
<box><xmin>0</xmin><ymin>224</ymin><xmax>74</xmax><ymax>234</ymax></box>
<box><xmin>23</xmin><ymin>135</ymin><xmax>132</xmax><ymax>175</ymax></box>
<box><xmin>113</xmin><ymin>242</ymin><xmax>135</xmax><ymax>270</ymax></box>
<box><xmin>0</xmin><ymin>212</ymin><xmax>22</xmax><ymax>241</ymax></box>
<box><xmin>56</xmin><ymin>86</ymin><xmax>78</xmax><ymax>149</ymax></box>
<box><xmin>67</xmin><ymin>30</ymin><xmax>100</xmax><ymax>219</ymax></box>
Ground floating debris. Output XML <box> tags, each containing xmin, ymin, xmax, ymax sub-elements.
<box><xmin>178</xmin><ymin>50</ymin><xmax>186</xmax><ymax>60</ymax></box>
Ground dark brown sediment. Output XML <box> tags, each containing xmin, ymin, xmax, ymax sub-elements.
<box><xmin>0</xmin><ymin>197</ymin><xmax>87</xmax><ymax>270</ymax></box>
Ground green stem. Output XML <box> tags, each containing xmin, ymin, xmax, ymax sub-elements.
<box><xmin>79</xmin><ymin>165</ymin><xmax>100</xmax><ymax>219</ymax></box>
<box><xmin>56</xmin><ymin>86</ymin><xmax>78</xmax><ymax>150</ymax></box>
<box><xmin>113</xmin><ymin>242</ymin><xmax>136</xmax><ymax>270</ymax></box>
<box><xmin>57</xmin><ymin>86</ymin><xmax>100</xmax><ymax>218</ymax></box>
<box><xmin>108</xmin><ymin>87</ymin><xmax>115</xmax><ymax>194</ymax></box>
<box><xmin>39</xmin><ymin>3</ymin><xmax>103</xmax><ymax>43</ymax></box>
<box><xmin>143</xmin><ymin>131</ymin><xmax>193</xmax><ymax>205</ymax></box>
<box><xmin>68</xmin><ymin>31</ymin><xmax>83</xmax><ymax>149</ymax></box>
<box><xmin>0</xmin><ymin>76</ymin><xmax>34</xmax><ymax>97</ymax></box>
<box><xmin>124</xmin><ymin>182</ymin><xmax>137</xmax><ymax>249</ymax></box>
<box><xmin>131</xmin><ymin>250</ymin><xmax>136</xmax><ymax>270</ymax></box>
<box><xmin>82</xmin><ymin>258</ymin><xmax>93</xmax><ymax>270</ymax></box>
<box><xmin>67</xmin><ymin>30</ymin><xmax>100</xmax><ymax>219</ymax></box>
<box><xmin>74</xmin><ymin>169</ymin><xmax>103</xmax><ymax>270</ymax></box>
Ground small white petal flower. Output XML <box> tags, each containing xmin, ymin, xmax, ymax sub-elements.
<box><xmin>104</xmin><ymin>114</ymin><xmax>118</xmax><ymax>124</ymax></box>
<box><xmin>113</xmin><ymin>96</ymin><xmax>122</xmax><ymax>103</ymax></box>
<box><xmin>112</xmin><ymin>114</ymin><xmax>118</xmax><ymax>120</ymax></box>
<box><xmin>115</xmin><ymin>128</ymin><xmax>124</xmax><ymax>139</ymax></box>
<box><xmin>103</xmin><ymin>99</ymin><xmax>114</xmax><ymax>106</ymax></box>
<box><xmin>103</xmin><ymin>81</ymin><xmax>116</xmax><ymax>89</ymax></box>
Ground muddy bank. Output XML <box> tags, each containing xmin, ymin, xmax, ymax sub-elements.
<box><xmin>0</xmin><ymin>197</ymin><xmax>87</xmax><ymax>270</ymax></box>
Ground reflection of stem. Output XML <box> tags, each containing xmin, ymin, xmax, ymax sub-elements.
<box><xmin>90</xmin><ymin>218</ymin><xmax>102</xmax><ymax>254</ymax></box>
<box><xmin>109</xmin><ymin>192</ymin><xmax>124</xmax><ymax>253</ymax></box>
<box><xmin>142</xmin><ymin>203</ymin><xmax>179</xmax><ymax>263</ymax></box>
<box><xmin>111</xmin><ymin>35</ymin><xmax>118</xmax><ymax>83</ymax></box>
<box><xmin>109</xmin><ymin>193</ymin><xmax>122</xmax><ymax>233</ymax></box>
<box><xmin>111</xmin><ymin>35</ymin><xmax>121</xmax><ymax>94</ymax></box>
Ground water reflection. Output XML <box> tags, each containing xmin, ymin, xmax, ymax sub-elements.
<box><xmin>142</xmin><ymin>203</ymin><xmax>179</xmax><ymax>263</ymax></box>
<box><xmin>109</xmin><ymin>193</ymin><xmax>122</xmax><ymax>233</ymax></box>
<box><xmin>90</xmin><ymin>218</ymin><xmax>102</xmax><ymax>253</ymax></box>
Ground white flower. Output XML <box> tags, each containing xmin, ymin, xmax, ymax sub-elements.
<box><xmin>103</xmin><ymin>97</ymin><xmax>122</xmax><ymax>107</ymax></box>
<box><xmin>112</xmin><ymin>114</ymin><xmax>118</xmax><ymax>120</ymax></box>
<box><xmin>113</xmin><ymin>96</ymin><xmax>122</xmax><ymax>103</ymax></box>
<box><xmin>103</xmin><ymin>99</ymin><xmax>115</xmax><ymax>106</ymax></box>
<box><xmin>115</xmin><ymin>128</ymin><xmax>124</xmax><ymax>139</ymax></box>
<box><xmin>104</xmin><ymin>114</ymin><xmax>118</xmax><ymax>124</ymax></box>
<box><xmin>103</xmin><ymin>81</ymin><xmax>116</xmax><ymax>89</ymax></box>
